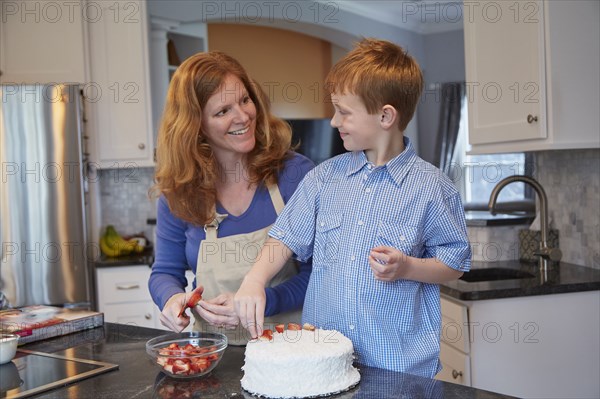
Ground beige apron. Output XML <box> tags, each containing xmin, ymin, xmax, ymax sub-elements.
<box><xmin>193</xmin><ymin>185</ymin><xmax>302</xmax><ymax>345</ymax></box>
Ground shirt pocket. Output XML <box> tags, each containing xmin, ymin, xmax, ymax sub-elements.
<box><xmin>375</xmin><ymin>222</ymin><xmax>422</xmax><ymax>257</ymax></box>
<box><xmin>313</xmin><ymin>211</ymin><xmax>343</xmax><ymax>266</ymax></box>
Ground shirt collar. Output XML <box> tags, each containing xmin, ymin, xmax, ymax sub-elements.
<box><xmin>346</xmin><ymin>137</ymin><xmax>418</xmax><ymax>186</ymax></box>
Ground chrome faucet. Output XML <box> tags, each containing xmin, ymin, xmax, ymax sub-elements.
<box><xmin>488</xmin><ymin>175</ymin><xmax>562</xmax><ymax>271</ymax></box>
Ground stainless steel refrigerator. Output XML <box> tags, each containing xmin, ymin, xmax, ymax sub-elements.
<box><xmin>0</xmin><ymin>84</ymin><xmax>91</xmax><ymax>308</ymax></box>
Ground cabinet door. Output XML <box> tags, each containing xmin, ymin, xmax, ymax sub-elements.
<box><xmin>441</xmin><ymin>297</ymin><xmax>470</xmax><ymax>354</ymax></box>
<box><xmin>437</xmin><ymin>342</ymin><xmax>471</xmax><ymax>386</ymax></box>
<box><xmin>96</xmin><ymin>265</ymin><xmax>152</xmax><ymax>305</ymax></box>
<box><xmin>103</xmin><ymin>301</ymin><xmax>156</xmax><ymax>328</ymax></box>
<box><xmin>87</xmin><ymin>0</ymin><xmax>154</xmax><ymax>168</ymax></box>
<box><xmin>96</xmin><ymin>264</ymin><xmax>157</xmax><ymax>328</ymax></box>
<box><xmin>0</xmin><ymin>0</ymin><xmax>86</xmax><ymax>83</ymax></box>
<box><xmin>464</xmin><ymin>0</ymin><xmax>547</xmax><ymax>146</ymax></box>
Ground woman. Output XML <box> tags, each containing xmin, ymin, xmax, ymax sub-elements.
<box><xmin>149</xmin><ymin>52</ymin><xmax>314</xmax><ymax>344</ymax></box>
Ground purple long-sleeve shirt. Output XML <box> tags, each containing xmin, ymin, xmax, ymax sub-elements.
<box><xmin>148</xmin><ymin>152</ymin><xmax>315</xmax><ymax>316</ymax></box>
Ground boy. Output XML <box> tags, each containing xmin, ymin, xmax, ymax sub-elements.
<box><xmin>234</xmin><ymin>38</ymin><xmax>471</xmax><ymax>377</ymax></box>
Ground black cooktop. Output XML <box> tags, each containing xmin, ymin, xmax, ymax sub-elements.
<box><xmin>0</xmin><ymin>349</ymin><xmax>118</xmax><ymax>398</ymax></box>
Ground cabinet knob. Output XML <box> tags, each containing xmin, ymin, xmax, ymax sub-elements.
<box><xmin>527</xmin><ymin>114</ymin><xmax>538</xmax><ymax>124</ymax></box>
<box><xmin>138</xmin><ymin>143</ymin><xmax>146</xmax><ymax>150</ymax></box>
<box><xmin>452</xmin><ymin>369</ymin><xmax>463</xmax><ymax>379</ymax></box>
<box><xmin>145</xmin><ymin>313</ymin><xmax>152</xmax><ymax>320</ymax></box>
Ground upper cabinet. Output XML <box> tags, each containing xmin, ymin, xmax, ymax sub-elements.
<box><xmin>464</xmin><ymin>0</ymin><xmax>600</xmax><ymax>154</ymax></box>
<box><xmin>87</xmin><ymin>0</ymin><xmax>154</xmax><ymax>168</ymax></box>
<box><xmin>0</xmin><ymin>0</ymin><xmax>87</xmax><ymax>83</ymax></box>
<box><xmin>0</xmin><ymin>0</ymin><xmax>155</xmax><ymax>168</ymax></box>
<box><xmin>149</xmin><ymin>19</ymin><xmax>208</xmax><ymax>140</ymax></box>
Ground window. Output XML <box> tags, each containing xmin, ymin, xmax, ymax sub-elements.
<box><xmin>450</xmin><ymin>97</ymin><xmax>534</xmax><ymax>211</ymax></box>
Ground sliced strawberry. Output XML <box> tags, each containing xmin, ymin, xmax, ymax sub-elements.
<box><xmin>206</xmin><ymin>353</ymin><xmax>219</xmax><ymax>361</ymax></box>
<box><xmin>186</xmin><ymin>286</ymin><xmax>203</xmax><ymax>308</ymax></box>
<box><xmin>183</xmin><ymin>343</ymin><xmax>195</xmax><ymax>351</ymax></box>
<box><xmin>177</xmin><ymin>286</ymin><xmax>204</xmax><ymax>317</ymax></box>
<box><xmin>173</xmin><ymin>359</ymin><xmax>191</xmax><ymax>375</ymax></box>
<box><xmin>163</xmin><ymin>364</ymin><xmax>174</xmax><ymax>374</ymax></box>
<box><xmin>287</xmin><ymin>323</ymin><xmax>301</xmax><ymax>331</ymax></box>
<box><xmin>275</xmin><ymin>324</ymin><xmax>284</xmax><ymax>333</ymax></box>
<box><xmin>190</xmin><ymin>358</ymin><xmax>211</xmax><ymax>373</ymax></box>
<box><xmin>259</xmin><ymin>329</ymin><xmax>273</xmax><ymax>341</ymax></box>
<box><xmin>303</xmin><ymin>323</ymin><xmax>316</xmax><ymax>331</ymax></box>
<box><xmin>157</xmin><ymin>356</ymin><xmax>168</xmax><ymax>366</ymax></box>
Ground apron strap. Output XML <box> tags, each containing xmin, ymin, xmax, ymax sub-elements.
<box><xmin>204</xmin><ymin>212</ymin><xmax>228</xmax><ymax>242</ymax></box>
<box><xmin>268</xmin><ymin>184</ymin><xmax>285</xmax><ymax>215</ymax></box>
<box><xmin>204</xmin><ymin>184</ymin><xmax>282</xmax><ymax>241</ymax></box>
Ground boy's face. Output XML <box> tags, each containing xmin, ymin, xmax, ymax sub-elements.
<box><xmin>330</xmin><ymin>92</ymin><xmax>382</xmax><ymax>152</ymax></box>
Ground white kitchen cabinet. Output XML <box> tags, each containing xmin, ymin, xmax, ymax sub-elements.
<box><xmin>96</xmin><ymin>264</ymin><xmax>157</xmax><ymax>328</ymax></box>
<box><xmin>438</xmin><ymin>342</ymin><xmax>471</xmax><ymax>386</ymax></box>
<box><xmin>96</xmin><ymin>264</ymin><xmax>196</xmax><ymax>331</ymax></box>
<box><xmin>440</xmin><ymin>291</ymin><xmax>600</xmax><ymax>398</ymax></box>
<box><xmin>436</xmin><ymin>297</ymin><xmax>471</xmax><ymax>386</ymax></box>
<box><xmin>87</xmin><ymin>0</ymin><xmax>154</xmax><ymax>168</ymax></box>
<box><xmin>0</xmin><ymin>0</ymin><xmax>87</xmax><ymax>83</ymax></box>
<box><xmin>149</xmin><ymin>18</ymin><xmax>207</xmax><ymax>140</ymax></box>
<box><xmin>464</xmin><ymin>0</ymin><xmax>600</xmax><ymax>154</ymax></box>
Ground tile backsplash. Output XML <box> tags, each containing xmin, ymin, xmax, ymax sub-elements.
<box><xmin>97</xmin><ymin>149</ymin><xmax>600</xmax><ymax>270</ymax></box>
<box><xmin>535</xmin><ymin>149</ymin><xmax>599</xmax><ymax>269</ymax></box>
<box><xmin>99</xmin><ymin>167</ymin><xmax>156</xmax><ymax>240</ymax></box>
<box><xmin>468</xmin><ymin>225</ymin><xmax>521</xmax><ymax>262</ymax></box>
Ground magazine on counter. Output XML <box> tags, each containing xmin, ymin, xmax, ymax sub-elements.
<box><xmin>0</xmin><ymin>305</ymin><xmax>104</xmax><ymax>345</ymax></box>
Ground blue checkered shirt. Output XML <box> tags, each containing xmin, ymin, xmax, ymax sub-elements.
<box><xmin>269</xmin><ymin>137</ymin><xmax>471</xmax><ymax>377</ymax></box>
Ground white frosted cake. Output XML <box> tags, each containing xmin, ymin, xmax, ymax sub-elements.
<box><xmin>241</xmin><ymin>324</ymin><xmax>360</xmax><ymax>398</ymax></box>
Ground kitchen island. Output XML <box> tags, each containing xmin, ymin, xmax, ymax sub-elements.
<box><xmin>9</xmin><ymin>323</ymin><xmax>515</xmax><ymax>398</ymax></box>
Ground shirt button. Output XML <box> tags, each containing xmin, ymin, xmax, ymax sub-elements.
<box><xmin>365</xmin><ymin>187</ymin><xmax>371</xmax><ymax>193</ymax></box>
<box><xmin>400</xmin><ymin>235</ymin><xmax>406</xmax><ymax>241</ymax></box>
<box><xmin>357</xmin><ymin>220</ymin><xmax>364</xmax><ymax>226</ymax></box>
<box><xmin>367</xmin><ymin>164</ymin><xmax>372</xmax><ymax>170</ymax></box>
<box><xmin>363</xmin><ymin>175</ymin><xmax>368</xmax><ymax>180</ymax></box>
<box><xmin>320</xmin><ymin>222</ymin><xmax>325</xmax><ymax>227</ymax></box>
<box><xmin>350</xmin><ymin>255</ymin><xmax>356</xmax><ymax>261</ymax></box>
<box><xmin>349</xmin><ymin>324</ymin><xmax>355</xmax><ymax>330</ymax></box>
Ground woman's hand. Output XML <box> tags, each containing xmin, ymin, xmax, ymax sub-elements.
<box><xmin>234</xmin><ymin>277</ymin><xmax>267</xmax><ymax>339</ymax></box>
<box><xmin>160</xmin><ymin>292</ymin><xmax>192</xmax><ymax>332</ymax></box>
<box><xmin>196</xmin><ymin>293</ymin><xmax>239</xmax><ymax>330</ymax></box>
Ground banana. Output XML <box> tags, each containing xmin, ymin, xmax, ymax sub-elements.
<box><xmin>100</xmin><ymin>225</ymin><xmax>137</xmax><ymax>257</ymax></box>
<box><xmin>100</xmin><ymin>236</ymin><xmax>124</xmax><ymax>257</ymax></box>
<box><xmin>104</xmin><ymin>225</ymin><xmax>134</xmax><ymax>251</ymax></box>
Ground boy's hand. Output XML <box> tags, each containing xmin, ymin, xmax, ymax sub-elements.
<box><xmin>234</xmin><ymin>277</ymin><xmax>266</xmax><ymax>339</ymax></box>
<box><xmin>369</xmin><ymin>246</ymin><xmax>409</xmax><ymax>281</ymax></box>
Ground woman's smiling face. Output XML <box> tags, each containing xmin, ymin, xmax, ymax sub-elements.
<box><xmin>201</xmin><ymin>74</ymin><xmax>257</xmax><ymax>161</ymax></box>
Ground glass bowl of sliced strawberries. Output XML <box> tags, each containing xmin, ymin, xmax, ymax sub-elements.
<box><xmin>146</xmin><ymin>332</ymin><xmax>227</xmax><ymax>379</ymax></box>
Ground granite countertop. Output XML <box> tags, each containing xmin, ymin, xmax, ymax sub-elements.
<box><xmin>18</xmin><ymin>323</ymin><xmax>515</xmax><ymax>399</ymax></box>
<box><xmin>94</xmin><ymin>250</ymin><xmax>154</xmax><ymax>267</ymax></box>
<box><xmin>441</xmin><ymin>260</ymin><xmax>600</xmax><ymax>301</ymax></box>
<box><xmin>464</xmin><ymin>211</ymin><xmax>534</xmax><ymax>227</ymax></box>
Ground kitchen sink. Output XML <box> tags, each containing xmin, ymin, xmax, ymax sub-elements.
<box><xmin>460</xmin><ymin>267</ymin><xmax>535</xmax><ymax>283</ymax></box>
